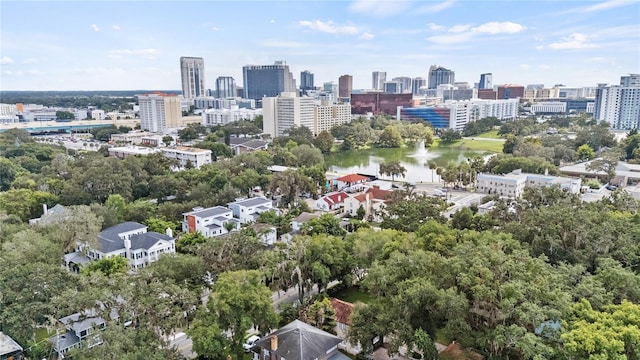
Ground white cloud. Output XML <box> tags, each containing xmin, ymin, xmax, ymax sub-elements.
<box><xmin>270</xmin><ymin>19</ymin><xmax>276</xmax><ymax>23</ymax></box>
<box><xmin>519</xmin><ymin>64</ymin><xmax>531</xmax><ymax>70</ymax></box>
<box><xmin>90</xmin><ymin>24</ymin><xmax>100</xmax><ymax>32</ymax></box>
<box><xmin>583</xmin><ymin>0</ymin><xmax>636</xmax><ymax>12</ymax></box>
<box><xmin>0</xmin><ymin>56</ymin><xmax>14</xmax><ymax>65</ymax></box>
<box><xmin>535</xmin><ymin>45</ymin><xmax>544</xmax><ymax>50</ymax></box>
<box><xmin>472</xmin><ymin>21</ymin><xmax>525</xmax><ymax>34</ymax></box>
<box><xmin>360</xmin><ymin>32</ymin><xmax>375</xmax><ymax>40</ymax></box>
<box><xmin>428</xmin><ymin>23</ymin><xmax>444</xmax><ymax>31</ymax></box>
<box><xmin>548</xmin><ymin>33</ymin><xmax>598</xmax><ymax>50</ymax></box>
<box><xmin>449</xmin><ymin>24</ymin><xmax>472</xmax><ymax>33</ymax></box>
<box><xmin>211</xmin><ymin>27</ymin><xmax>219</xmax><ymax>31</ymax></box>
<box><xmin>112</xmin><ymin>25</ymin><xmax>120</xmax><ymax>31</ymax></box>
<box><xmin>348</xmin><ymin>0</ymin><xmax>411</xmax><ymax>17</ymax></box>
<box><xmin>299</xmin><ymin>20</ymin><xmax>359</xmax><ymax>35</ymax></box>
<box><xmin>22</xmin><ymin>58</ymin><xmax>38</xmax><ymax>64</ymax></box>
<box><xmin>416</xmin><ymin>0</ymin><xmax>456</xmax><ymax>14</ymax></box>
<box><xmin>3</xmin><ymin>69</ymin><xmax>42</xmax><ymax>76</ymax></box>
<box><xmin>538</xmin><ymin>65</ymin><xmax>551</xmax><ymax>69</ymax></box>
<box><xmin>427</xmin><ymin>21</ymin><xmax>526</xmax><ymax>44</ymax></box>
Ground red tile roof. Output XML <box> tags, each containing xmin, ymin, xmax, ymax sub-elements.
<box><xmin>323</xmin><ymin>192</ymin><xmax>349</xmax><ymax>205</ymax></box>
<box><xmin>365</xmin><ymin>187</ymin><xmax>392</xmax><ymax>200</ymax></box>
<box><xmin>336</xmin><ymin>174</ymin><xmax>369</xmax><ymax>183</ymax></box>
<box><xmin>331</xmin><ymin>298</ymin><xmax>354</xmax><ymax>325</ymax></box>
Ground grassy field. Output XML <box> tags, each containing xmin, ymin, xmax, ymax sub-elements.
<box><xmin>472</xmin><ymin>130</ymin><xmax>502</xmax><ymax>139</ymax></box>
<box><xmin>432</xmin><ymin>138</ymin><xmax>504</xmax><ymax>153</ymax></box>
<box><xmin>328</xmin><ymin>286</ymin><xmax>375</xmax><ymax>304</ymax></box>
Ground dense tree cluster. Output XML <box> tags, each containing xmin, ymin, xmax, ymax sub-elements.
<box><xmin>331</xmin><ymin>116</ymin><xmax>433</xmax><ymax>150</ymax></box>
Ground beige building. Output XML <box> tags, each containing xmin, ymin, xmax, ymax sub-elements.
<box><xmin>314</xmin><ymin>101</ymin><xmax>351</xmax><ymax>134</ymax></box>
<box><xmin>262</xmin><ymin>92</ymin><xmax>315</xmax><ymax>138</ymax></box>
<box><xmin>160</xmin><ymin>146</ymin><xmax>211</xmax><ymax>169</ymax></box>
<box><xmin>137</xmin><ymin>92</ymin><xmax>182</xmax><ymax>133</ymax></box>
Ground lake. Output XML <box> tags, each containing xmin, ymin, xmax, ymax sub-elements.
<box><xmin>324</xmin><ymin>141</ymin><xmax>487</xmax><ymax>183</ymax></box>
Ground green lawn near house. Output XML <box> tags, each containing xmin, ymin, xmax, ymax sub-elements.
<box><xmin>328</xmin><ymin>285</ymin><xmax>375</xmax><ymax>304</ymax></box>
<box><xmin>35</xmin><ymin>327</ymin><xmax>55</xmax><ymax>341</ymax></box>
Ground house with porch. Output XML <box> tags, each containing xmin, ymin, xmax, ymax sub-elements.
<box><xmin>182</xmin><ymin>206</ymin><xmax>240</xmax><ymax>238</ymax></box>
<box><xmin>251</xmin><ymin>320</ymin><xmax>350</xmax><ymax>360</ymax></box>
<box><xmin>228</xmin><ymin>197</ymin><xmax>274</xmax><ymax>224</ymax></box>
<box><xmin>64</xmin><ymin>222</ymin><xmax>176</xmax><ymax>271</ymax></box>
<box><xmin>49</xmin><ymin>307</ymin><xmax>116</xmax><ymax>359</ymax></box>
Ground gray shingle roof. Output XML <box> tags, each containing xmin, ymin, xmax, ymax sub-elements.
<box><xmin>0</xmin><ymin>331</ymin><xmax>23</xmax><ymax>356</ymax></box>
<box><xmin>185</xmin><ymin>206</ymin><xmax>232</xmax><ymax>218</ymax></box>
<box><xmin>130</xmin><ymin>232</ymin><xmax>173</xmax><ymax>250</ymax></box>
<box><xmin>98</xmin><ymin>222</ymin><xmax>171</xmax><ymax>253</ymax></box>
<box><xmin>255</xmin><ymin>320</ymin><xmax>342</xmax><ymax>360</ymax></box>
<box><xmin>229</xmin><ymin>197</ymin><xmax>271</xmax><ymax>208</ymax></box>
<box><xmin>50</xmin><ymin>330</ymin><xmax>80</xmax><ymax>353</ymax></box>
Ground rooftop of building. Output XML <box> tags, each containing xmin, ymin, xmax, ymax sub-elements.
<box><xmin>228</xmin><ymin>196</ymin><xmax>272</xmax><ymax>207</ymax></box>
<box><xmin>184</xmin><ymin>206</ymin><xmax>231</xmax><ymax>218</ymax></box>
<box><xmin>0</xmin><ymin>331</ymin><xmax>23</xmax><ymax>356</ymax></box>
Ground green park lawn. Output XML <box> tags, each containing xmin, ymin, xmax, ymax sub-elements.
<box><xmin>432</xmin><ymin>138</ymin><xmax>504</xmax><ymax>153</ymax></box>
<box><xmin>472</xmin><ymin>130</ymin><xmax>502</xmax><ymax>139</ymax></box>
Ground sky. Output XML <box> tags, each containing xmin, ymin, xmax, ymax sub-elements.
<box><xmin>1</xmin><ymin>0</ymin><xmax>639</xmax><ymax>91</ymax></box>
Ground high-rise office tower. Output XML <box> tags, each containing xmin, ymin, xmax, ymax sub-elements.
<box><xmin>479</xmin><ymin>73</ymin><xmax>493</xmax><ymax>89</ymax></box>
<box><xmin>215</xmin><ymin>76</ymin><xmax>236</xmax><ymax>98</ymax></box>
<box><xmin>594</xmin><ymin>76</ymin><xmax>640</xmax><ymax>130</ymax></box>
<box><xmin>383</xmin><ymin>81</ymin><xmax>401</xmax><ymax>94</ymax></box>
<box><xmin>412</xmin><ymin>77</ymin><xmax>427</xmax><ymax>95</ymax></box>
<box><xmin>300</xmin><ymin>70</ymin><xmax>315</xmax><ymax>93</ymax></box>
<box><xmin>180</xmin><ymin>57</ymin><xmax>206</xmax><ymax>99</ymax></box>
<box><xmin>243</xmin><ymin>61</ymin><xmax>297</xmax><ymax>101</ymax></box>
<box><xmin>497</xmin><ymin>84</ymin><xmax>525</xmax><ymax>99</ymax></box>
<box><xmin>138</xmin><ymin>93</ymin><xmax>182</xmax><ymax>133</ymax></box>
<box><xmin>392</xmin><ymin>77</ymin><xmax>413</xmax><ymax>93</ymax></box>
<box><xmin>338</xmin><ymin>74</ymin><xmax>353</xmax><ymax>98</ymax></box>
<box><xmin>428</xmin><ymin>65</ymin><xmax>455</xmax><ymax>89</ymax></box>
<box><xmin>372</xmin><ymin>71</ymin><xmax>387</xmax><ymax>91</ymax></box>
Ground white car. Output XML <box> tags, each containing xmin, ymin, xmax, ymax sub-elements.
<box><xmin>243</xmin><ymin>335</ymin><xmax>260</xmax><ymax>352</ymax></box>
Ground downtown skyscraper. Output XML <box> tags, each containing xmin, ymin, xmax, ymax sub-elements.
<box><xmin>428</xmin><ymin>65</ymin><xmax>455</xmax><ymax>89</ymax></box>
<box><xmin>372</xmin><ymin>71</ymin><xmax>386</xmax><ymax>91</ymax></box>
<box><xmin>180</xmin><ymin>57</ymin><xmax>206</xmax><ymax>99</ymax></box>
<box><xmin>300</xmin><ymin>70</ymin><xmax>314</xmax><ymax>94</ymax></box>
<box><xmin>215</xmin><ymin>76</ymin><xmax>236</xmax><ymax>98</ymax></box>
<box><xmin>243</xmin><ymin>61</ymin><xmax>296</xmax><ymax>101</ymax></box>
<box><xmin>479</xmin><ymin>73</ymin><xmax>493</xmax><ymax>89</ymax></box>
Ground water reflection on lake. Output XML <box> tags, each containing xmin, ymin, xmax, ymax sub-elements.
<box><xmin>325</xmin><ymin>141</ymin><xmax>487</xmax><ymax>183</ymax></box>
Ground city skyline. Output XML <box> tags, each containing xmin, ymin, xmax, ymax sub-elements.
<box><xmin>1</xmin><ymin>0</ymin><xmax>639</xmax><ymax>91</ymax></box>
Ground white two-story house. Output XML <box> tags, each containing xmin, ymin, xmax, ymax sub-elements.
<box><xmin>227</xmin><ymin>197</ymin><xmax>274</xmax><ymax>224</ymax></box>
<box><xmin>66</xmin><ymin>222</ymin><xmax>176</xmax><ymax>270</ymax></box>
<box><xmin>182</xmin><ymin>206</ymin><xmax>241</xmax><ymax>237</ymax></box>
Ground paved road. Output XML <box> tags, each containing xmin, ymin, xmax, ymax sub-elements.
<box><xmin>168</xmin><ymin>332</ymin><xmax>194</xmax><ymax>359</ymax></box>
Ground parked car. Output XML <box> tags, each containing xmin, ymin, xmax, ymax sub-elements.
<box><xmin>606</xmin><ymin>184</ymin><xmax>618</xmax><ymax>191</ymax></box>
<box><xmin>243</xmin><ymin>335</ymin><xmax>261</xmax><ymax>352</ymax></box>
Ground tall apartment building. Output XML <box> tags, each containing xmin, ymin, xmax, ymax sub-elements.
<box><xmin>372</xmin><ymin>71</ymin><xmax>387</xmax><ymax>91</ymax></box>
<box><xmin>243</xmin><ymin>61</ymin><xmax>297</xmax><ymax>101</ymax></box>
<box><xmin>300</xmin><ymin>70</ymin><xmax>315</xmax><ymax>94</ymax></box>
<box><xmin>479</xmin><ymin>73</ymin><xmax>492</xmax><ymax>89</ymax></box>
<box><xmin>137</xmin><ymin>93</ymin><xmax>182</xmax><ymax>132</ymax></box>
<box><xmin>594</xmin><ymin>76</ymin><xmax>640</xmax><ymax>129</ymax></box>
<box><xmin>180</xmin><ymin>57</ymin><xmax>206</xmax><ymax>99</ymax></box>
<box><xmin>412</xmin><ymin>77</ymin><xmax>427</xmax><ymax>95</ymax></box>
<box><xmin>428</xmin><ymin>65</ymin><xmax>455</xmax><ymax>89</ymax></box>
<box><xmin>315</xmin><ymin>101</ymin><xmax>351</xmax><ymax>134</ymax></box>
<box><xmin>338</xmin><ymin>74</ymin><xmax>353</xmax><ymax>98</ymax></box>
<box><xmin>262</xmin><ymin>92</ymin><xmax>315</xmax><ymax>138</ymax></box>
<box><xmin>323</xmin><ymin>82</ymin><xmax>338</xmax><ymax>98</ymax></box>
<box><xmin>620</xmin><ymin>74</ymin><xmax>640</xmax><ymax>87</ymax></box>
<box><xmin>215</xmin><ymin>76</ymin><xmax>236</xmax><ymax>98</ymax></box>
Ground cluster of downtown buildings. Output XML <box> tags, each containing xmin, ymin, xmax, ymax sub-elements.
<box><xmin>174</xmin><ymin>56</ymin><xmax>640</xmax><ymax>134</ymax></box>
<box><xmin>1</xmin><ymin>57</ymin><xmax>638</xmax><ymax>135</ymax></box>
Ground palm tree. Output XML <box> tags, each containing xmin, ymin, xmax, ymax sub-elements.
<box><xmin>428</xmin><ymin>161</ymin><xmax>437</xmax><ymax>183</ymax></box>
